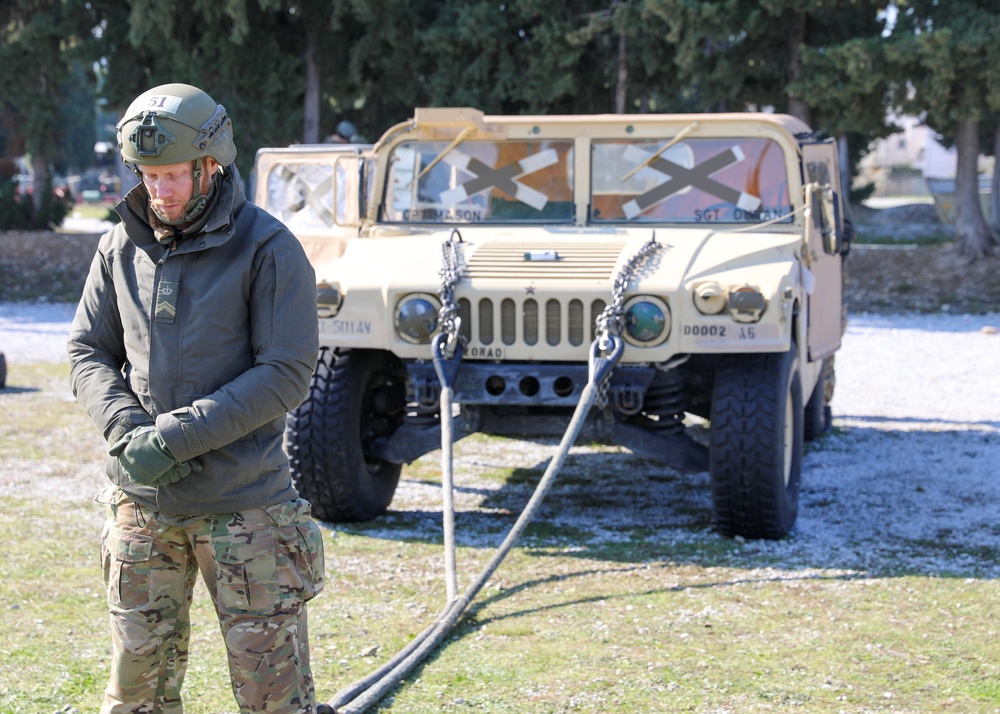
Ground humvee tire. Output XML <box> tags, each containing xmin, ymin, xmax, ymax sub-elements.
<box><xmin>709</xmin><ymin>346</ymin><xmax>803</xmax><ymax>539</ymax></box>
<box><xmin>287</xmin><ymin>347</ymin><xmax>406</xmax><ymax>522</ymax></box>
<box><xmin>0</xmin><ymin>352</ymin><xmax>6</xmax><ymax>389</ymax></box>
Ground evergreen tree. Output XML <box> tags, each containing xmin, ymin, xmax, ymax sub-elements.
<box><xmin>58</xmin><ymin>63</ymin><xmax>99</xmax><ymax>175</ymax></box>
<box><xmin>78</xmin><ymin>0</ymin><xmax>303</xmax><ymax>177</ymax></box>
<box><xmin>0</xmin><ymin>1</ymin><xmax>87</xmax><ymax>214</ymax></box>
<box><xmin>339</xmin><ymin>0</ymin><xmax>632</xmax><ymax>127</ymax></box>
<box><xmin>991</xmin><ymin>117</ymin><xmax>1000</xmax><ymax>233</ymax></box>
<box><xmin>16</xmin><ymin>0</ymin><xmax>997</xmax><ymax>262</ymax></box>
<box><xmin>571</xmin><ymin>1</ymin><xmax>685</xmax><ymax>114</ymax></box>
<box><xmin>640</xmin><ymin>0</ymin><xmax>886</xmax><ymax>125</ymax></box>
<box><xmin>884</xmin><ymin>0</ymin><xmax>1000</xmax><ymax>259</ymax></box>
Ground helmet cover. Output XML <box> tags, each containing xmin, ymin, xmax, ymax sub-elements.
<box><xmin>117</xmin><ymin>83</ymin><xmax>237</xmax><ymax>167</ymax></box>
<box><xmin>335</xmin><ymin>120</ymin><xmax>358</xmax><ymax>140</ymax></box>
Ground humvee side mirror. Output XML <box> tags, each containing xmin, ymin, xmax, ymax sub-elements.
<box><xmin>809</xmin><ymin>183</ymin><xmax>841</xmax><ymax>255</ymax></box>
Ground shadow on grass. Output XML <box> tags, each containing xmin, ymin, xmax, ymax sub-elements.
<box><xmin>0</xmin><ymin>385</ymin><xmax>41</xmax><ymax>394</ymax></box>
<box><xmin>326</xmin><ymin>419</ymin><xmax>1000</xmax><ymax>583</ymax></box>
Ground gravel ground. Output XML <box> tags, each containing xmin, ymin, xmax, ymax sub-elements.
<box><xmin>0</xmin><ymin>301</ymin><xmax>78</xmax><ymax>363</ymax></box>
<box><xmin>2</xmin><ymin>303</ymin><xmax>999</xmax><ymax>578</ymax></box>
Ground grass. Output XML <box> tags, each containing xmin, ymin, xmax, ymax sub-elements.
<box><xmin>5</xmin><ymin>502</ymin><xmax>998</xmax><ymax>713</ymax></box>
<box><xmin>0</xmin><ymin>364</ymin><xmax>105</xmax><ymax>464</ymax></box>
<box><xmin>63</xmin><ymin>203</ymin><xmax>118</xmax><ymax>223</ymax></box>
<box><xmin>852</xmin><ymin>230</ymin><xmax>953</xmax><ymax>246</ymax></box>
<box><xmin>2</xmin><ymin>365</ymin><xmax>1000</xmax><ymax>712</ymax></box>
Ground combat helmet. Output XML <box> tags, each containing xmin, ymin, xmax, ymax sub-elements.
<box><xmin>117</xmin><ymin>84</ymin><xmax>237</xmax><ymax>227</ymax></box>
<box><xmin>117</xmin><ymin>83</ymin><xmax>237</xmax><ymax>169</ymax></box>
<box><xmin>335</xmin><ymin>120</ymin><xmax>358</xmax><ymax>141</ymax></box>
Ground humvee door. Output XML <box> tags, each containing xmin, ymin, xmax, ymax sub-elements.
<box><xmin>801</xmin><ymin>140</ymin><xmax>846</xmax><ymax>360</ymax></box>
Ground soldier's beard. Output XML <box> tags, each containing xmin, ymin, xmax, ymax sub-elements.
<box><xmin>147</xmin><ymin>174</ymin><xmax>220</xmax><ymax>245</ymax></box>
<box><xmin>149</xmin><ymin>157</ymin><xmax>215</xmax><ymax>226</ymax></box>
<box><xmin>150</xmin><ymin>170</ymin><xmax>215</xmax><ymax>226</ymax></box>
<box><xmin>149</xmin><ymin>199</ymin><xmax>181</xmax><ymax>224</ymax></box>
<box><xmin>150</xmin><ymin>195</ymin><xmax>206</xmax><ymax>225</ymax></box>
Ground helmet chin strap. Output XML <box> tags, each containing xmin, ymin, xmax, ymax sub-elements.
<box><xmin>151</xmin><ymin>157</ymin><xmax>211</xmax><ymax>227</ymax></box>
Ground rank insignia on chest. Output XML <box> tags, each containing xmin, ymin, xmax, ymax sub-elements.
<box><xmin>155</xmin><ymin>281</ymin><xmax>179</xmax><ymax>323</ymax></box>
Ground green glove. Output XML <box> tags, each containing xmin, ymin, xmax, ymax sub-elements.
<box><xmin>110</xmin><ymin>425</ymin><xmax>193</xmax><ymax>486</ymax></box>
<box><xmin>141</xmin><ymin>456</ymin><xmax>203</xmax><ymax>486</ymax></box>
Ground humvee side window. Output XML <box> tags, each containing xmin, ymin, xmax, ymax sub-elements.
<box><xmin>266</xmin><ymin>162</ymin><xmax>338</xmax><ymax>229</ymax></box>
<box><xmin>383</xmin><ymin>140</ymin><xmax>574</xmax><ymax>223</ymax></box>
<box><xmin>590</xmin><ymin>138</ymin><xmax>792</xmax><ymax>225</ymax></box>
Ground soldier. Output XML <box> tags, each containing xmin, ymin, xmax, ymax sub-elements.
<box><xmin>324</xmin><ymin>119</ymin><xmax>362</xmax><ymax>144</ymax></box>
<box><xmin>68</xmin><ymin>83</ymin><xmax>325</xmax><ymax>713</ymax></box>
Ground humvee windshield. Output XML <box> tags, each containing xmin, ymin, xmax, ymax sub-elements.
<box><xmin>383</xmin><ymin>140</ymin><xmax>575</xmax><ymax>224</ymax></box>
<box><xmin>380</xmin><ymin>136</ymin><xmax>792</xmax><ymax>226</ymax></box>
<box><xmin>591</xmin><ymin>137</ymin><xmax>792</xmax><ymax>225</ymax></box>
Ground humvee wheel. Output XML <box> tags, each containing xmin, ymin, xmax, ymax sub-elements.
<box><xmin>709</xmin><ymin>346</ymin><xmax>803</xmax><ymax>539</ymax></box>
<box><xmin>804</xmin><ymin>356</ymin><xmax>833</xmax><ymax>441</ymax></box>
<box><xmin>0</xmin><ymin>352</ymin><xmax>6</xmax><ymax>389</ymax></box>
<box><xmin>286</xmin><ymin>347</ymin><xmax>406</xmax><ymax>522</ymax></box>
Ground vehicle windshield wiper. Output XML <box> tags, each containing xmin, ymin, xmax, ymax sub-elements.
<box><xmin>620</xmin><ymin>120</ymin><xmax>700</xmax><ymax>183</ymax></box>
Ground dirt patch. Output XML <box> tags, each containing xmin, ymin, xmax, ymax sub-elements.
<box><xmin>847</xmin><ymin>201</ymin><xmax>1000</xmax><ymax>313</ymax></box>
<box><xmin>0</xmin><ymin>231</ymin><xmax>101</xmax><ymax>302</ymax></box>
<box><xmin>845</xmin><ymin>243</ymin><xmax>1000</xmax><ymax>314</ymax></box>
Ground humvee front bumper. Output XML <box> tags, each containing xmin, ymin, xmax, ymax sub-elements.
<box><xmin>368</xmin><ymin>360</ymin><xmax>708</xmax><ymax>474</ymax></box>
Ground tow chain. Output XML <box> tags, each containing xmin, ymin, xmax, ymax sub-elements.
<box><xmin>592</xmin><ymin>233</ymin><xmax>662</xmax><ymax>409</ymax></box>
<box><xmin>430</xmin><ymin>229</ymin><xmax>467</xmax><ymax>603</ymax></box>
<box><xmin>437</xmin><ymin>229</ymin><xmax>466</xmax><ymax>359</ymax></box>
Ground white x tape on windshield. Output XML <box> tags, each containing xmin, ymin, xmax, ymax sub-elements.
<box><xmin>439</xmin><ymin>148</ymin><xmax>559</xmax><ymax>211</ymax></box>
<box><xmin>621</xmin><ymin>144</ymin><xmax>762</xmax><ymax>220</ymax></box>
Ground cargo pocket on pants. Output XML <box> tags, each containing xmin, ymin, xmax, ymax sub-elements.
<box><xmin>266</xmin><ymin>501</ymin><xmax>326</xmax><ymax>605</ymax></box>
<box><xmin>102</xmin><ymin>526</ymin><xmax>154</xmax><ymax>610</ymax></box>
<box><xmin>213</xmin><ymin>531</ymin><xmax>280</xmax><ymax>615</ymax></box>
<box><xmin>278</xmin><ymin>519</ymin><xmax>326</xmax><ymax>605</ymax></box>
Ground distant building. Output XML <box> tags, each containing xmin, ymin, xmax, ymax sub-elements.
<box><xmin>860</xmin><ymin>114</ymin><xmax>993</xmax><ymax>197</ymax></box>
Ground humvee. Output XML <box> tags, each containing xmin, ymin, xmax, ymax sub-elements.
<box><xmin>253</xmin><ymin>108</ymin><xmax>849</xmax><ymax>540</ymax></box>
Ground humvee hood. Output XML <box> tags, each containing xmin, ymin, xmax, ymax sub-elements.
<box><xmin>679</xmin><ymin>229</ymin><xmax>802</xmax><ymax>283</ymax></box>
<box><xmin>326</xmin><ymin>226</ymin><xmax>800</xmax><ymax>293</ymax></box>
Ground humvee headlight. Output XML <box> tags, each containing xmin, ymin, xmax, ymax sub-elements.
<box><xmin>693</xmin><ymin>281</ymin><xmax>726</xmax><ymax>315</ymax></box>
<box><xmin>728</xmin><ymin>285</ymin><xmax>767</xmax><ymax>323</ymax></box>
<box><xmin>317</xmin><ymin>281</ymin><xmax>342</xmax><ymax>318</ymax></box>
<box><xmin>395</xmin><ymin>293</ymin><xmax>440</xmax><ymax>344</ymax></box>
<box><xmin>622</xmin><ymin>296</ymin><xmax>670</xmax><ymax>346</ymax></box>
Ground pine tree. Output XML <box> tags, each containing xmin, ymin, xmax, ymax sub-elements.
<box><xmin>887</xmin><ymin>0</ymin><xmax>1000</xmax><ymax>259</ymax></box>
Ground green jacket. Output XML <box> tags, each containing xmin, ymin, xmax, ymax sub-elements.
<box><xmin>68</xmin><ymin>167</ymin><xmax>319</xmax><ymax>515</ymax></box>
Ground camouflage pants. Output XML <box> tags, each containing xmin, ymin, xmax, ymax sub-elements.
<box><xmin>95</xmin><ymin>488</ymin><xmax>326</xmax><ymax>714</ymax></box>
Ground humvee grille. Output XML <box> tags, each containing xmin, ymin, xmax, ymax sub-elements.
<box><xmin>479</xmin><ymin>299</ymin><xmax>494</xmax><ymax>344</ymax></box>
<box><xmin>452</xmin><ymin>241</ymin><xmax>621</xmax><ymax>352</ymax></box>
<box><xmin>501</xmin><ymin>299</ymin><xmax>516</xmax><ymax>345</ymax></box>
<box><xmin>568</xmin><ymin>299</ymin><xmax>584</xmax><ymax>346</ymax></box>
<box><xmin>458</xmin><ymin>300</ymin><xmax>472</xmax><ymax>343</ymax></box>
<box><xmin>523</xmin><ymin>300</ymin><xmax>538</xmax><ymax>345</ymax></box>
<box><xmin>458</xmin><ymin>297</ymin><xmax>607</xmax><ymax>350</ymax></box>
<box><xmin>546</xmin><ymin>300</ymin><xmax>560</xmax><ymax>345</ymax></box>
